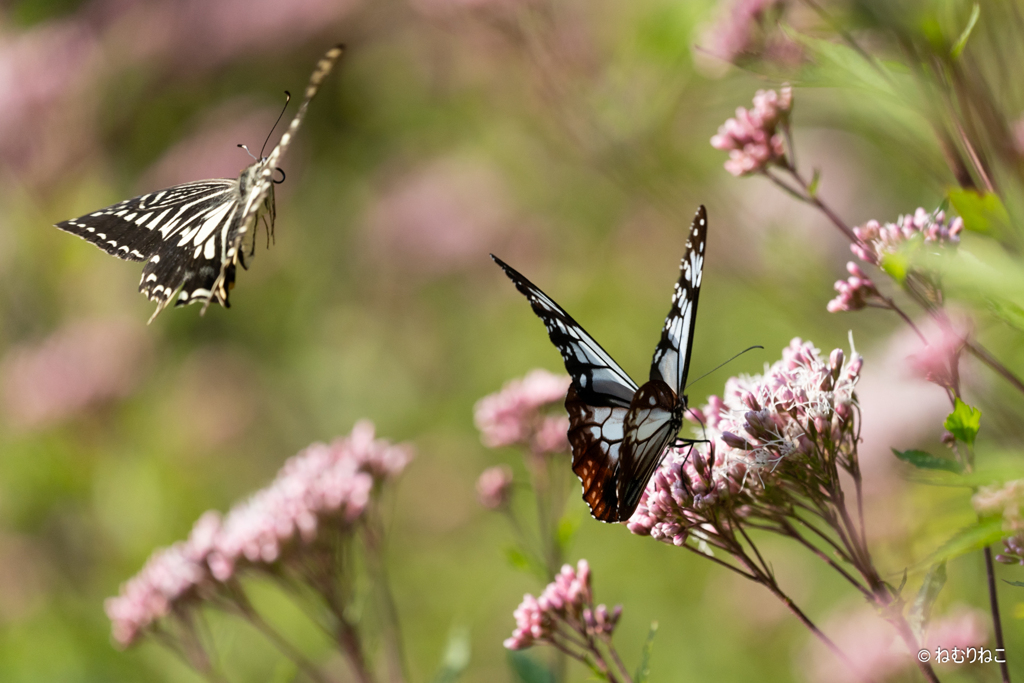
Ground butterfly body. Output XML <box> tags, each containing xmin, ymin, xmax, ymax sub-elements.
<box><xmin>493</xmin><ymin>205</ymin><xmax>707</xmax><ymax>523</ymax></box>
<box><xmin>55</xmin><ymin>45</ymin><xmax>344</xmax><ymax>323</ymax></box>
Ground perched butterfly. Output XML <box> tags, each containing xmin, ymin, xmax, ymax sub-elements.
<box><xmin>492</xmin><ymin>206</ymin><xmax>707</xmax><ymax>522</ymax></box>
<box><xmin>55</xmin><ymin>44</ymin><xmax>345</xmax><ymax>323</ymax></box>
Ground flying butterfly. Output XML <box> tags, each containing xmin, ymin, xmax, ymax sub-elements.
<box><xmin>492</xmin><ymin>205</ymin><xmax>707</xmax><ymax>523</ymax></box>
<box><xmin>55</xmin><ymin>44</ymin><xmax>345</xmax><ymax>323</ymax></box>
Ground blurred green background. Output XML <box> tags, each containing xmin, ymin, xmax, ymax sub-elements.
<box><xmin>0</xmin><ymin>0</ymin><xmax>1022</xmax><ymax>681</ymax></box>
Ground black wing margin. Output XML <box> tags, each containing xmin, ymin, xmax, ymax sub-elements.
<box><xmin>491</xmin><ymin>254</ymin><xmax>638</xmax><ymax>408</ymax></box>
<box><xmin>649</xmin><ymin>205</ymin><xmax>707</xmax><ymax>395</ymax></box>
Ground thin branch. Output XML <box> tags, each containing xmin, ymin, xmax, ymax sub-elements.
<box><xmin>964</xmin><ymin>340</ymin><xmax>1024</xmax><ymax>396</ymax></box>
<box><xmin>984</xmin><ymin>546</ymin><xmax>1011</xmax><ymax>683</ymax></box>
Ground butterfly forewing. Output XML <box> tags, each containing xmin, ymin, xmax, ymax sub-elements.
<box><xmin>56</xmin><ymin>180</ymin><xmax>237</xmax><ymax>263</ymax></box>
<box><xmin>491</xmin><ymin>255</ymin><xmax>638</xmax><ymax>408</ymax></box>
<box><xmin>650</xmin><ymin>205</ymin><xmax>707</xmax><ymax>394</ymax></box>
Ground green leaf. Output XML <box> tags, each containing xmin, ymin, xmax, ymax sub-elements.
<box><xmin>880</xmin><ymin>250</ymin><xmax>910</xmax><ymax>283</ymax></box>
<box><xmin>892</xmin><ymin>448</ymin><xmax>964</xmax><ymax>473</ymax></box>
<box><xmin>946</xmin><ymin>188</ymin><xmax>1010</xmax><ymax>236</ymax></box>
<box><xmin>786</xmin><ymin>30</ymin><xmax>895</xmax><ymax>95</ymax></box>
<box><xmin>504</xmin><ymin>546</ymin><xmax>548</xmax><ymax>579</ymax></box>
<box><xmin>908</xmin><ymin>562</ymin><xmax>946</xmax><ymax>640</ymax></box>
<box><xmin>988</xmin><ymin>299</ymin><xmax>1024</xmax><ymax>333</ymax></box>
<box><xmin>929</xmin><ymin>517</ymin><xmax>1005</xmax><ymax>564</ymax></box>
<box><xmin>507</xmin><ymin>652</ymin><xmax>556</xmax><ymax>683</ymax></box>
<box><xmin>635</xmin><ymin>621</ymin><xmax>659</xmax><ymax>683</ymax></box>
<box><xmin>555</xmin><ymin>515</ymin><xmax>580</xmax><ymax>555</ymax></box>
<box><xmin>951</xmin><ymin>4</ymin><xmax>981</xmax><ymax>59</ymax></box>
<box><xmin>432</xmin><ymin>626</ymin><xmax>471</xmax><ymax>683</ymax></box>
<box><xmin>1004</xmin><ymin>580</ymin><xmax>1024</xmax><ymax>588</ymax></box>
<box><xmin>944</xmin><ymin>398</ymin><xmax>981</xmax><ymax>446</ymax></box>
<box><xmin>807</xmin><ymin>168</ymin><xmax>821</xmax><ymax>198</ymax></box>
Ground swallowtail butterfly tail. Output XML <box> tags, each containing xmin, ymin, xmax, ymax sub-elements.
<box><xmin>492</xmin><ymin>206</ymin><xmax>707</xmax><ymax>522</ymax></box>
<box><xmin>55</xmin><ymin>44</ymin><xmax>344</xmax><ymax>323</ymax></box>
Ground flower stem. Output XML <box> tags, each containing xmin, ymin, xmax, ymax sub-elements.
<box><xmin>965</xmin><ymin>340</ymin><xmax>1024</xmax><ymax>396</ymax></box>
<box><xmin>760</xmin><ymin>579</ymin><xmax>882</xmax><ymax>683</ymax></box>
<box><xmin>984</xmin><ymin>546</ymin><xmax>1012</xmax><ymax>683</ymax></box>
<box><xmin>240</xmin><ymin>602</ymin><xmax>337</xmax><ymax>683</ymax></box>
<box><xmin>364</xmin><ymin>509</ymin><xmax>409</xmax><ymax>683</ymax></box>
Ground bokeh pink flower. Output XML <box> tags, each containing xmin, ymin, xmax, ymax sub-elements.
<box><xmin>697</xmin><ymin>0</ymin><xmax>800</xmax><ymax>73</ymax></box>
<box><xmin>906</xmin><ymin>320</ymin><xmax>968</xmax><ymax>390</ymax></box>
<box><xmin>365</xmin><ymin>158</ymin><xmax>515</xmax><ymax>277</ymax></box>
<box><xmin>802</xmin><ymin>606</ymin><xmax>906</xmax><ymax>683</ymax></box>
<box><xmin>476</xmin><ymin>465</ymin><xmax>514</xmax><ymax>509</ymax></box>
<box><xmin>105</xmin><ymin>420</ymin><xmax>412</xmax><ymax>647</ymax></box>
<box><xmin>474</xmin><ymin>369</ymin><xmax>570</xmax><ymax>454</ymax></box>
<box><xmin>0</xmin><ymin>19</ymin><xmax>102</xmax><ymax>186</ymax></box>
<box><xmin>711</xmin><ymin>85</ymin><xmax>793</xmax><ymax>176</ymax></box>
<box><xmin>106</xmin><ymin>0</ymin><xmax>358</xmax><ymax>71</ymax></box>
<box><xmin>924</xmin><ymin>606</ymin><xmax>988</xmax><ymax>652</ymax></box>
<box><xmin>0</xmin><ymin>319</ymin><xmax>150</xmax><ymax>429</ymax></box>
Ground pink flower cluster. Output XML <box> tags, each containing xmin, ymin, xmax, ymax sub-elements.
<box><xmin>104</xmin><ymin>536</ymin><xmax>210</xmax><ymax>648</ymax></box>
<box><xmin>973</xmin><ymin>480</ymin><xmax>1024</xmax><ymax>564</ymax></box>
<box><xmin>474</xmin><ymin>369</ymin><xmax>571</xmax><ymax>454</ymax></box>
<box><xmin>476</xmin><ymin>465</ymin><xmax>514</xmax><ymax>509</ymax></box>
<box><xmin>827</xmin><ymin>262</ymin><xmax>881</xmax><ymax>313</ymax></box>
<box><xmin>711</xmin><ymin>85</ymin><xmax>792</xmax><ymax>176</ymax></box>
<box><xmin>504</xmin><ymin>559</ymin><xmax>621</xmax><ymax>650</ymax></box>
<box><xmin>699</xmin><ymin>0</ymin><xmax>794</xmax><ymax>67</ymax></box>
<box><xmin>0</xmin><ymin>319</ymin><xmax>150</xmax><ymax>429</ymax></box>
<box><xmin>629</xmin><ymin>339</ymin><xmax>862</xmax><ymax>540</ymax></box>
<box><xmin>105</xmin><ymin>421</ymin><xmax>412</xmax><ymax>647</ymax></box>
<box><xmin>851</xmin><ymin>208</ymin><xmax>963</xmax><ymax>266</ymax></box>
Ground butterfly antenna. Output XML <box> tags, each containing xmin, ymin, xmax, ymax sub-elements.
<box><xmin>260</xmin><ymin>91</ymin><xmax>292</xmax><ymax>159</ymax></box>
<box><xmin>684</xmin><ymin>345</ymin><xmax>764</xmax><ymax>391</ymax></box>
<box><xmin>237</xmin><ymin>143</ymin><xmax>257</xmax><ymax>161</ymax></box>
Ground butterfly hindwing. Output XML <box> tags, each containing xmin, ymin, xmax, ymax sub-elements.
<box><xmin>565</xmin><ymin>385</ymin><xmax>628</xmax><ymax>522</ymax></box>
<box><xmin>491</xmin><ymin>254</ymin><xmax>638</xmax><ymax>409</ymax></box>
<box><xmin>618</xmin><ymin>380</ymin><xmax>680</xmax><ymax>518</ymax></box>
<box><xmin>650</xmin><ymin>205</ymin><xmax>707</xmax><ymax>394</ymax></box>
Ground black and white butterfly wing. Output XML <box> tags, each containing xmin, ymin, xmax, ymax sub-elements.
<box><xmin>615</xmin><ymin>206</ymin><xmax>707</xmax><ymax>520</ymax></box>
<box><xmin>56</xmin><ymin>179</ymin><xmax>242</xmax><ymax>322</ymax></box>
<box><xmin>491</xmin><ymin>255</ymin><xmax>638</xmax><ymax>407</ymax></box>
<box><xmin>649</xmin><ymin>205</ymin><xmax>707</xmax><ymax>395</ymax></box>
<box><xmin>616</xmin><ymin>381</ymin><xmax>680</xmax><ymax>520</ymax></box>
<box><xmin>492</xmin><ymin>254</ymin><xmax>642</xmax><ymax>522</ymax></box>
<box><xmin>210</xmin><ymin>44</ymin><xmax>345</xmax><ymax>306</ymax></box>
